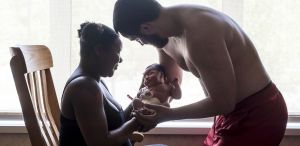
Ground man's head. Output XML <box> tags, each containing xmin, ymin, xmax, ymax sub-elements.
<box><xmin>113</xmin><ymin>0</ymin><xmax>168</xmax><ymax>48</ymax></box>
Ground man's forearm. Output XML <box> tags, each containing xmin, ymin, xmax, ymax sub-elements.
<box><xmin>165</xmin><ymin>98</ymin><xmax>223</xmax><ymax>121</ymax></box>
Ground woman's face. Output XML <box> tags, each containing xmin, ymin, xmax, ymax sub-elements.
<box><xmin>101</xmin><ymin>38</ymin><xmax>123</xmax><ymax>77</ymax></box>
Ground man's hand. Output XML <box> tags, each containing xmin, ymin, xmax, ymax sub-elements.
<box><xmin>133</xmin><ymin>104</ymin><xmax>171</xmax><ymax>132</ymax></box>
<box><xmin>170</xmin><ymin>78</ymin><xmax>182</xmax><ymax>100</ymax></box>
<box><xmin>170</xmin><ymin>78</ymin><xmax>179</xmax><ymax>88</ymax></box>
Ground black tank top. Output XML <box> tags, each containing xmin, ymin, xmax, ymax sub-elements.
<box><xmin>59</xmin><ymin>75</ymin><xmax>132</xmax><ymax>146</ymax></box>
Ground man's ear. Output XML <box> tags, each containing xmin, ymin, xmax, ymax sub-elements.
<box><xmin>140</xmin><ymin>23</ymin><xmax>155</xmax><ymax>35</ymax></box>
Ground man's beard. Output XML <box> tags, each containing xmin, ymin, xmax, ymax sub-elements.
<box><xmin>141</xmin><ymin>34</ymin><xmax>169</xmax><ymax>48</ymax></box>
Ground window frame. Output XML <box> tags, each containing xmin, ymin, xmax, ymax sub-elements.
<box><xmin>1</xmin><ymin>0</ymin><xmax>300</xmax><ymax>135</ymax></box>
<box><xmin>0</xmin><ymin>113</ymin><xmax>300</xmax><ymax>135</ymax></box>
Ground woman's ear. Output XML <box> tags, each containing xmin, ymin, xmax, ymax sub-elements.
<box><xmin>140</xmin><ymin>23</ymin><xmax>155</xmax><ymax>35</ymax></box>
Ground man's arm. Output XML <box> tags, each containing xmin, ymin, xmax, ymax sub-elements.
<box><xmin>157</xmin><ymin>49</ymin><xmax>183</xmax><ymax>84</ymax></box>
<box><xmin>169</xmin><ymin>79</ymin><xmax>182</xmax><ymax>100</ymax></box>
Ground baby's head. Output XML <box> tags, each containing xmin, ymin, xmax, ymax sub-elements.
<box><xmin>143</xmin><ymin>63</ymin><xmax>167</xmax><ymax>87</ymax></box>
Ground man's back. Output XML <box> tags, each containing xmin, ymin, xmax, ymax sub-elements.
<box><xmin>162</xmin><ymin>5</ymin><xmax>270</xmax><ymax>103</ymax></box>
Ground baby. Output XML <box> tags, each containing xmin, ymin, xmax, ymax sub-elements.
<box><xmin>137</xmin><ymin>63</ymin><xmax>181</xmax><ymax>106</ymax></box>
<box><xmin>130</xmin><ymin>63</ymin><xmax>182</xmax><ymax>142</ymax></box>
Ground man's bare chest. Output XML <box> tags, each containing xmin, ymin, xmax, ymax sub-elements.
<box><xmin>164</xmin><ymin>38</ymin><xmax>200</xmax><ymax>78</ymax></box>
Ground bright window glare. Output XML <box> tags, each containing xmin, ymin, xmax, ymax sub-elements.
<box><xmin>243</xmin><ymin>0</ymin><xmax>300</xmax><ymax>114</ymax></box>
<box><xmin>70</xmin><ymin>0</ymin><xmax>222</xmax><ymax>109</ymax></box>
<box><xmin>0</xmin><ymin>0</ymin><xmax>299</xmax><ymax>115</ymax></box>
<box><xmin>0</xmin><ymin>0</ymin><xmax>50</xmax><ymax>112</ymax></box>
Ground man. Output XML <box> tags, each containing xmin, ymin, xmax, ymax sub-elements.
<box><xmin>113</xmin><ymin>0</ymin><xmax>288</xmax><ymax>145</ymax></box>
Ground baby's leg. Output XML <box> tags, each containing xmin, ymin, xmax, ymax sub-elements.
<box><xmin>130</xmin><ymin>131</ymin><xmax>144</xmax><ymax>142</ymax></box>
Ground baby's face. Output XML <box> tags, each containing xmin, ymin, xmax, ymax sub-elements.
<box><xmin>143</xmin><ymin>69</ymin><xmax>164</xmax><ymax>87</ymax></box>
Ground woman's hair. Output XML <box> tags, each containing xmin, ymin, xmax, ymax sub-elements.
<box><xmin>113</xmin><ymin>0</ymin><xmax>162</xmax><ymax>35</ymax></box>
<box><xmin>78</xmin><ymin>22</ymin><xmax>119</xmax><ymax>59</ymax></box>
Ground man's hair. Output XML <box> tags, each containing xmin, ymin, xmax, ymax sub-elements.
<box><xmin>78</xmin><ymin>22</ymin><xmax>119</xmax><ymax>59</ymax></box>
<box><xmin>113</xmin><ymin>0</ymin><xmax>162</xmax><ymax>35</ymax></box>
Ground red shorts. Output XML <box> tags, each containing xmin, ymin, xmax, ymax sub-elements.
<box><xmin>203</xmin><ymin>82</ymin><xmax>288</xmax><ymax>146</ymax></box>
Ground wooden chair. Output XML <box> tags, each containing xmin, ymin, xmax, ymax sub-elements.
<box><xmin>9</xmin><ymin>45</ymin><xmax>60</xmax><ymax>146</ymax></box>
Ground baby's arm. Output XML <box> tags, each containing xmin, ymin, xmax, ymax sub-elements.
<box><xmin>136</xmin><ymin>89</ymin><xmax>142</xmax><ymax>99</ymax></box>
<box><xmin>136</xmin><ymin>87</ymin><xmax>148</xmax><ymax>99</ymax></box>
<box><xmin>169</xmin><ymin>79</ymin><xmax>182</xmax><ymax>100</ymax></box>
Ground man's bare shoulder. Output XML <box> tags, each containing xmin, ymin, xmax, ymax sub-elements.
<box><xmin>180</xmin><ymin>6</ymin><xmax>233</xmax><ymax>38</ymax></box>
<box><xmin>179</xmin><ymin>7</ymin><xmax>236</xmax><ymax>71</ymax></box>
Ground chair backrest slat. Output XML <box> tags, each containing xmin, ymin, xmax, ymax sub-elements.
<box><xmin>10</xmin><ymin>45</ymin><xmax>60</xmax><ymax>146</ymax></box>
<box><xmin>40</xmin><ymin>70</ymin><xmax>59</xmax><ymax>144</ymax></box>
<box><xmin>44</xmin><ymin>69</ymin><xmax>60</xmax><ymax>129</ymax></box>
<box><xmin>34</xmin><ymin>71</ymin><xmax>55</xmax><ymax>146</ymax></box>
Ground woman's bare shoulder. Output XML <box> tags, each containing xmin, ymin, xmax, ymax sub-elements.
<box><xmin>65</xmin><ymin>76</ymin><xmax>103</xmax><ymax>103</ymax></box>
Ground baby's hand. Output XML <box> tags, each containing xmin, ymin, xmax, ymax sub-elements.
<box><xmin>128</xmin><ymin>94</ymin><xmax>155</xmax><ymax>115</ymax></box>
<box><xmin>132</xmin><ymin>98</ymin><xmax>144</xmax><ymax>110</ymax></box>
<box><xmin>131</xmin><ymin>98</ymin><xmax>155</xmax><ymax>115</ymax></box>
<box><xmin>170</xmin><ymin>78</ymin><xmax>179</xmax><ymax>88</ymax></box>
<box><xmin>127</xmin><ymin>94</ymin><xmax>134</xmax><ymax>100</ymax></box>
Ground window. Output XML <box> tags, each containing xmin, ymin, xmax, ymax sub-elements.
<box><xmin>0</xmin><ymin>0</ymin><xmax>299</xmax><ymax>117</ymax></box>
<box><xmin>0</xmin><ymin>0</ymin><xmax>51</xmax><ymax>112</ymax></box>
<box><xmin>70</xmin><ymin>0</ymin><xmax>221</xmax><ymax>108</ymax></box>
<box><xmin>242</xmin><ymin>0</ymin><xmax>300</xmax><ymax>114</ymax></box>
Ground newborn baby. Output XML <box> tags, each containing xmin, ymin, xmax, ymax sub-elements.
<box><xmin>137</xmin><ymin>63</ymin><xmax>181</xmax><ymax>107</ymax></box>
<box><xmin>129</xmin><ymin>64</ymin><xmax>182</xmax><ymax>142</ymax></box>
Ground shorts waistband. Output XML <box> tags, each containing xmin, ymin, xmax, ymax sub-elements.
<box><xmin>234</xmin><ymin>81</ymin><xmax>280</xmax><ymax>111</ymax></box>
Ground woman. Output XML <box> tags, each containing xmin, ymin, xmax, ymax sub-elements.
<box><xmin>59</xmin><ymin>22</ymin><xmax>139</xmax><ymax>146</ymax></box>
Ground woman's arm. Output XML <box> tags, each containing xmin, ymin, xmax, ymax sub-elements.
<box><xmin>69</xmin><ymin>77</ymin><xmax>139</xmax><ymax>146</ymax></box>
<box><xmin>124</xmin><ymin>87</ymin><xmax>144</xmax><ymax>121</ymax></box>
<box><xmin>124</xmin><ymin>102</ymin><xmax>133</xmax><ymax>121</ymax></box>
